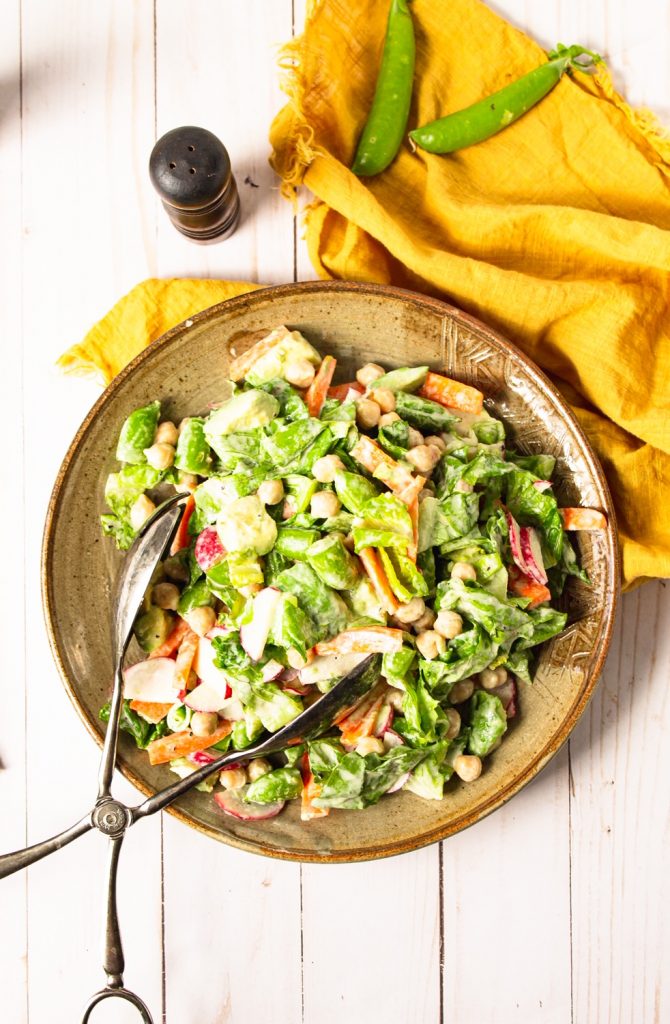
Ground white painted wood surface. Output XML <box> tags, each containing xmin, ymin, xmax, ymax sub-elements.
<box><xmin>0</xmin><ymin>2</ymin><xmax>668</xmax><ymax>1022</ymax></box>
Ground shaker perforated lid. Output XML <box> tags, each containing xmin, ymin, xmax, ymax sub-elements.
<box><xmin>149</xmin><ymin>126</ymin><xmax>240</xmax><ymax>241</ymax></box>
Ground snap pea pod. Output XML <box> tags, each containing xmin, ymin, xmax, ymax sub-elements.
<box><xmin>369</xmin><ymin>365</ymin><xmax>428</xmax><ymax>392</ymax></box>
<box><xmin>306</xmin><ymin>534</ymin><xmax>360</xmax><ymax>591</ymax></box>
<box><xmin>333</xmin><ymin>470</ymin><xmax>380</xmax><ymax>514</ymax></box>
<box><xmin>352</xmin><ymin>0</ymin><xmax>415</xmax><ymax>177</ymax></box>
<box><xmin>275</xmin><ymin>527</ymin><xmax>322</xmax><ymax>561</ymax></box>
<box><xmin>395</xmin><ymin>391</ymin><xmax>456</xmax><ymax>432</ymax></box>
<box><xmin>409</xmin><ymin>44</ymin><xmax>601</xmax><ymax>154</ymax></box>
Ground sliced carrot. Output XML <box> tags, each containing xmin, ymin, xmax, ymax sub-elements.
<box><xmin>228</xmin><ymin>325</ymin><xmax>291</xmax><ymax>382</ymax></box>
<box><xmin>170</xmin><ymin>494</ymin><xmax>195</xmax><ymax>555</ymax></box>
<box><xmin>129</xmin><ymin>700</ymin><xmax>172</xmax><ymax>724</ymax></box>
<box><xmin>508</xmin><ymin>565</ymin><xmax>551</xmax><ymax>608</ymax></box>
<box><xmin>418</xmin><ymin>371</ymin><xmax>483</xmax><ymax>414</ymax></box>
<box><xmin>147</xmin><ymin>720</ymin><xmax>233</xmax><ymax>766</ymax></box>
<box><xmin>149</xmin><ymin>617</ymin><xmax>191</xmax><ymax>660</ymax></box>
<box><xmin>315</xmin><ymin>624</ymin><xmax>405</xmax><ymax>657</ymax></box>
<box><xmin>358</xmin><ymin>548</ymin><xmax>401</xmax><ymax>616</ymax></box>
<box><xmin>327</xmin><ymin>381</ymin><xmax>364</xmax><ymax>402</ymax></box>
<box><xmin>305</xmin><ymin>354</ymin><xmax>337</xmax><ymax>418</ymax></box>
<box><xmin>560</xmin><ymin>507</ymin><xmax>608</xmax><ymax>531</ymax></box>
<box><xmin>350</xmin><ymin>435</ymin><xmax>415</xmax><ymax>494</ymax></box>
<box><xmin>300</xmin><ymin>752</ymin><xmax>329</xmax><ymax>821</ymax></box>
<box><xmin>173</xmin><ymin>628</ymin><xmax>199</xmax><ymax>690</ymax></box>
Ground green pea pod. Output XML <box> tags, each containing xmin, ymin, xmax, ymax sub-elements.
<box><xmin>369</xmin><ymin>366</ymin><xmax>428</xmax><ymax>392</ymax></box>
<box><xmin>175</xmin><ymin>418</ymin><xmax>212</xmax><ymax>476</ymax></box>
<box><xmin>410</xmin><ymin>44</ymin><xmax>601</xmax><ymax>154</ymax></box>
<box><xmin>395</xmin><ymin>391</ymin><xmax>456</xmax><ymax>432</ymax></box>
<box><xmin>116</xmin><ymin>401</ymin><xmax>160</xmax><ymax>464</ymax></box>
<box><xmin>306</xmin><ymin>534</ymin><xmax>360</xmax><ymax>591</ymax></box>
<box><xmin>275</xmin><ymin>527</ymin><xmax>322</xmax><ymax>561</ymax></box>
<box><xmin>333</xmin><ymin>470</ymin><xmax>380</xmax><ymax>514</ymax></box>
<box><xmin>352</xmin><ymin>0</ymin><xmax>416</xmax><ymax>177</ymax></box>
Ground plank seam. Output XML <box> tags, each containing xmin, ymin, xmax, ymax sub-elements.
<box><xmin>439</xmin><ymin>841</ymin><xmax>445</xmax><ymax>1024</ymax></box>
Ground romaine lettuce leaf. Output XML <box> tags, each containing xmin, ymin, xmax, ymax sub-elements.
<box><xmin>468</xmin><ymin>690</ymin><xmax>507</xmax><ymax>756</ymax></box>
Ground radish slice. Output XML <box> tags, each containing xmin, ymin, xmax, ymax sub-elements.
<box><xmin>183</xmin><ymin>683</ymin><xmax>227</xmax><ymax>713</ymax></box>
<box><xmin>490</xmin><ymin>679</ymin><xmax>518</xmax><ymax>719</ymax></box>
<box><xmin>383</xmin><ymin>729</ymin><xmax>405</xmax><ymax>750</ymax></box>
<box><xmin>217</xmin><ymin>697</ymin><xmax>245</xmax><ymax>721</ymax></box>
<box><xmin>193</xmin><ymin>637</ymin><xmax>232</xmax><ymax>700</ymax></box>
<box><xmin>533</xmin><ymin>480</ymin><xmax>552</xmax><ymax>493</ymax></box>
<box><xmin>124</xmin><ymin>658</ymin><xmax>178</xmax><ymax>702</ymax></box>
<box><xmin>205</xmin><ymin>625</ymin><xmax>230</xmax><ymax>640</ymax></box>
<box><xmin>214</xmin><ymin>787</ymin><xmax>285</xmax><ymax>821</ymax></box>
<box><xmin>262</xmin><ymin>659</ymin><xmax>284</xmax><ymax>682</ymax></box>
<box><xmin>387</xmin><ymin>771</ymin><xmax>411</xmax><ymax>794</ymax></box>
<box><xmin>188</xmin><ymin>749</ymin><xmax>219</xmax><ymax>767</ymax></box>
<box><xmin>195</xmin><ymin>526</ymin><xmax>226</xmax><ymax>570</ymax></box>
<box><xmin>505</xmin><ymin>511</ymin><xmax>531</xmax><ymax>576</ymax></box>
<box><xmin>373</xmin><ymin>703</ymin><xmax>394</xmax><ymax>737</ymax></box>
<box><xmin>519</xmin><ymin>526</ymin><xmax>548</xmax><ymax>585</ymax></box>
<box><xmin>282</xmin><ymin>679</ymin><xmax>312</xmax><ymax>696</ymax></box>
<box><xmin>239</xmin><ymin>587</ymin><xmax>282</xmax><ymax>662</ymax></box>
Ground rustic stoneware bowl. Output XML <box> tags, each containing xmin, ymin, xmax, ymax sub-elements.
<box><xmin>43</xmin><ymin>281</ymin><xmax>619</xmax><ymax>862</ymax></box>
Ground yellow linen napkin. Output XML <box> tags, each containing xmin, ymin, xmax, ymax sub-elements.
<box><xmin>268</xmin><ymin>0</ymin><xmax>670</xmax><ymax>590</ymax></box>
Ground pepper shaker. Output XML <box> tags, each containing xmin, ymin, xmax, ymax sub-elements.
<box><xmin>149</xmin><ymin>126</ymin><xmax>241</xmax><ymax>242</ymax></box>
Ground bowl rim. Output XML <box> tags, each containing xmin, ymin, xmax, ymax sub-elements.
<box><xmin>42</xmin><ymin>280</ymin><xmax>620</xmax><ymax>862</ymax></box>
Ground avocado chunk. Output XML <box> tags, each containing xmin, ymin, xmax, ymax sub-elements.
<box><xmin>217</xmin><ymin>495</ymin><xmax>278</xmax><ymax>555</ymax></box>
<box><xmin>245</xmin><ymin>328</ymin><xmax>321</xmax><ymax>386</ymax></box>
<box><xmin>205</xmin><ymin>389</ymin><xmax>279</xmax><ymax>441</ymax></box>
<box><xmin>134</xmin><ymin>606</ymin><xmax>173</xmax><ymax>653</ymax></box>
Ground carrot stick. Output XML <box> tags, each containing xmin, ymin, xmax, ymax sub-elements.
<box><xmin>147</xmin><ymin>720</ymin><xmax>232</xmax><ymax>765</ymax></box>
<box><xmin>305</xmin><ymin>355</ymin><xmax>337</xmax><ymax>417</ymax></box>
<box><xmin>418</xmin><ymin>371</ymin><xmax>483</xmax><ymax>414</ymax></box>
<box><xmin>315</xmin><ymin>624</ymin><xmax>405</xmax><ymax>656</ymax></box>
<box><xmin>149</xmin><ymin>617</ymin><xmax>190</xmax><ymax>660</ymax></box>
<box><xmin>129</xmin><ymin>700</ymin><xmax>173</xmax><ymax>724</ymax></box>
<box><xmin>173</xmin><ymin>629</ymin><xmax>199</xmax><ymax>690</ymax></box>
<box><xmin>508</xmin><ymin>565</ymin><xmax>551</xmax><ymax>608</ymax></box>
<box><xmin>228</xmin><ymin>326</ymin><xmax>291</xmax><ymax>382</ymax></box>
<box><xmin>327</xmin><ymin>381</ymin><xmax>364</xmax><ymax>401</ymax></box>
<box><xmin>357</xmin><ymin>548</ymin><xmax>401</xmax><ymax>615</ymax></box>
<box><xmin>560</xmin><ymin>507</ymin><xmax>608</xmax><ymax>531</ymax></box>
<box><xmin>350</xmin><ymin>435</ymin><xmax>415</xmax><ymax>494</ymax></box>
<box><xmin>300</xmin><ymin>752</ymin><xmax>329</xmax><ymax>821</ymax></box>
<box><xmin>170</xmin><ymin>494</ymin><xmax>195</xmax><ymax>555</ymax></box>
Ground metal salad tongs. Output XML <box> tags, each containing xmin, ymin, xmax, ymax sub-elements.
<box><xmin>0</xmin><ymin>492</ymin><xmax>378</xmax><ymax>1022</ymax></box>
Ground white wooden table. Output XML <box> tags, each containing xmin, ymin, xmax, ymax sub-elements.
<box><xmin>1</xmin><ymin>2</ymin><xmax>668</xmax><ymax>1022</ymax></box>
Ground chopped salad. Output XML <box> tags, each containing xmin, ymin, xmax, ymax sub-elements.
<box><xmin>99</xmin><ymin>326</ymin><xmax>607</xmax><ymax>821</ymax></box>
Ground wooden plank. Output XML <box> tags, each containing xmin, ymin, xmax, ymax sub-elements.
<box><xmin>302</xmin><ymin>847</ymin><xmax>441</xmax><ymax>1024</ymax></box>
<box><xmin>154</xmin><ymin>4</ymin><xmax>303</xmax><ymax>1023</ymax></box>
<box><xmin>0</xmin><ymin>3</ymin><xmax>28</xmax><ymax>1021</ymax></box>
<box><xmin>570</xmin><ymin>584</ymin><xmax>670</xmax><ymax>1024</ymax></box>
<box><xmin>19</xmin><ymin>2</ymin><xmax>164</xmax><ymax>1020</ymax></box>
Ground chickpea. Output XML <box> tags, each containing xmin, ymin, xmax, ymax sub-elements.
<box><xmin>282</xmin><ymin>497</ymin><xmax>297</xmax><ymax>520</ymax></box>
<box><xmin>413</xmin><ymin>608</ymin><xmax>436</xmax><ymax>632</ymax></box>
<box><xmin>190</xmin><ymin>711</ymin><xmax>219</xmax><ymax>738</ymax></box>
<box><xmin>424</xmin><ymin>434</ymin><xmax>447</xmax><ymax>452</ymax></box>
<box><xmin>454</xmin><ymin>479</ymin><xmax>474</xmax><ymax>494</ymax></box>
<box><xmin>479</xmin><ymin>668</ymin><xmax>501</xmax><ymax>690</ymax></box>
<box><xmin>394</xmin><ymin>597</ymin><xmax>426</xmax><ymax>624</ymax></box>
<box><xmin>220</xmin><ymin>766</ymin><xmax>248</xmax><ymax>790</ymax></box>
<box><xmin>144</xmin><ymin>442</ymin><xmax>175</xmax><ymax>470</ymax></box>
<box><xmin>453</xmin><ymin>754</ymin><xmax>482</xmax><ymax>783</ymax></box>
<box><xmin>163</xmin><ymin>554</ymin><xmax>189</xmax><ymax>583</ymax></box>
<box><xmin>407</xmin><ymin>427</ymin><xmax>424</xmax><ymax>449</ymax></box>
<box><xmin>372</xmin><ymin>388</ymin><xmax>396</xmax><ymax>413</ymax></box>
<box><xmin>285</xmin><ymin>359</ymin><xmax>316</xmax><ymax>389</ymax></box>
<box><xmin>355</xmin><ymin>736</ymin><xmax>385</xmax><ymax>756</ymax></box>
<box><xmin>312</xmin><ymin>454</ymin><xmax>345</xmax><ymax>483</ymax></box>
<box><xmin>184</xmin><ymin>605</ymin><xmax>217</xmax><ymax>637</ymax></box>
<box><xmin>434</xmin><ymin>610</ymin><xmax>464</xmax><ymax>640</ymax></box>
<box><xmin>406</xmin><ymin>444</ymin><xmax>442</xmax><ymax>475</ymax></box>
<box><xmin>247</xmin><ymin>758</ymin><xmax>272</xmax><ymax>782</ymax></box>
<box><xmin>152</xmin><ymin>582</ymin><xmax>180</xmax><ymax>611</ymax></box>
<box><xmin>310</xmin><ymin>490</ymin><xmax>341</xmax><ymax>519</ymax></box>
<box><xmin>177</xmin><ymin>471</ymin><xmax>199</xmax><ymax>493</ymax></box>
<box><xmin>178</xmin><ymin>417</ymin><xmax>191</xmax><ymax>436</ymax></box>
<box><xmin>449</xmin><ymin>679</ymin><xmax>475</xmax><ymax>704</ymax></box>
<box><xmin>379</xmin><ymin>411</ymin><xmax>401</xmax><ymax>427</ymax></box>
<box><xmin>445</xmin><ymin>708</ymin><xmax>461</xmax><ymax>740</ymax></box>
<box><xmin>415</xmin><ymin>630</ymin><xmax>447</xmax><ymax>661</ymax></box>
<box><xmin>129</xmin><ymin>494</ymin><xmax>156</xmax><ymax>532</ymax></box>
<box><xmin>356</xmin><ymin>363</ymin><xmax>385</xmax><ymax>388</ymax></box>
<box><xmin>356</xmin><ymin>398</ymin><xmax>381</xmax><ymax>430</ymax></box>
<box><xmin>495</xmin><ymin>667</ymin><xmax>508</xmax><ymax>685</ymax></box>
<box><xmin>257</xmin><ymin>479</ymin><xmax>284</xmax><ymax>505</ymax></box>
<box><xmin>451</xmin><ymin>561</ymin><xmax>477</xmax><ymax>582</ymax></box>
<box><xmin>155</xmin><ymin>420</ymin><xmax>179</xmax><ymax>446</ymax></box>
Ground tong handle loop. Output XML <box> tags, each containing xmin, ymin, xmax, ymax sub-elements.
<box><xmin>81</xmin><ymin>987</ymin><xmax>153</xmax><ymax>1023</ymax></box>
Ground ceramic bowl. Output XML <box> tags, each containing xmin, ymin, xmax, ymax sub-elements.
<box><xmin>42</xmin><ymin>281</ymin><xmax>619</xmax><ymax>861</ymax></box>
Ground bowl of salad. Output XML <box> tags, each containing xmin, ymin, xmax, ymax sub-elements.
<box><xmin>43</xmin><ymin>281</ymin><xmax>619</xmax><ymax>861</ymax></box>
